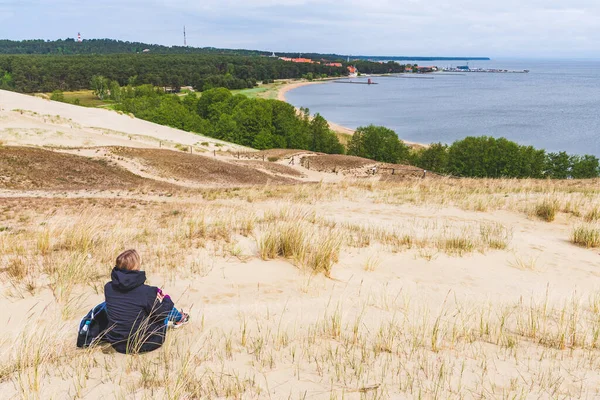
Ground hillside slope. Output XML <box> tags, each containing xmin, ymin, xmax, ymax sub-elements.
<box><xmin>0</xmin><ymin>89</ymin><xmax>245</xmax><ymax>151</ymax></box>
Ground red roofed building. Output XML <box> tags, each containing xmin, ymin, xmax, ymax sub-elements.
<box><xmin>279</xmin><ymin>57</ymin><xmax>315</xmax><ymax>63</ymax></box>
<box><xmin>326</xmin><ymin>62</ymin><xmax>343</xmax><ymax>67</ymax></box>
<box><xmin>292</xmin><ymin>58</ymin><xmax>314</xmax><ymax>63</ymax></box>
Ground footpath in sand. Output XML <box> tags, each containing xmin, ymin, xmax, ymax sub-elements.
<box><xmin>1</xmin><ymin>89</ymin><xmax>600</xmax><ymax>398</ymax></box>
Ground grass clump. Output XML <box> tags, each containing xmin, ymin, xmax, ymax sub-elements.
<box><xmin>480</xmin><ymin>222</ymin><xmax>512</xmax><ymax>250</ymax></box>
<box><xmin>438</xmin><ymin>235</ymin><xmax>475</xmax><ymax>256</ymax></box>
<box><xmin>6</xmin><ymin>256</ymin><xmax>28</xmax><ymax>281</ymax></box>
<box><xmin>535</xmin><ymin>198</ymin><xmax>559</xmax><ymax>222</ymax></box>
<box><xmin>258</xmin><ymin>223</ymin><xmax>307</xmax><ymax>261</ymax></box>
<box><xmin>571</xmin><ymin>224</ymin><xmax>600</xmax><ymax>248</ymax></box>
<box><xmin>584</xmin><ymin>207</ymin><xmax>600</xmax><ymax>222</ymax></box>
<box><xmin>258</xmin><ymin>223</ymin><xmax>340</xmax><ymax>277</ymax></box>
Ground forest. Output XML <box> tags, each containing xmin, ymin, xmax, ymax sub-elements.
<box><xmin>100</xmin><ymin>83</ymin><xmax>344</xmax><ymax>154</ymax></box>
<box><xmin>0</xmin><ymin>39</ymin><xmax>410</xmax><ymax>93</ymax></box>
<box><xmin>0</xmin><ymin>53</ymin><xmax>353</xmax><ymax>93</ymax></box>
<box><xmin>0</xmin><ymin>39</ymin><xmax>458</xmax><ymax>66</ymax></box>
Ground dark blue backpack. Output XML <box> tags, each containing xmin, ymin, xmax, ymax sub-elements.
<box><xmin>77</xmin><ymin>302</ymin><xmax>109</xmax><ymax>348</ymax></box>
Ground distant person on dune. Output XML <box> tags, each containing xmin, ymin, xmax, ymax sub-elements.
<box><xmin>104</xmin><ymin>249</ymin><xmax>189</xmax><ymax>354</ymax></box>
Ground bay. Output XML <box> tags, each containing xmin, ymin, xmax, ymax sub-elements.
<box><xmin>285</xmin><ymin>59</ymin><xmax>600</xmax><ymax>157</ymax></box>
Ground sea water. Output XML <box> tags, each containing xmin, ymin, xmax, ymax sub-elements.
<box><xmin>285</xmin><ymin>59</ymin><xmax>600</xmax><ymax>157</ymax></box>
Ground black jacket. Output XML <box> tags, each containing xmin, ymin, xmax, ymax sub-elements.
<box><xmin>104</xmin><ymin>267</ymin><xmax>174</xmax><ymax>354</ymax></box>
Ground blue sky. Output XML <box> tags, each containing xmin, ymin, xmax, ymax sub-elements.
<box><xmin>1</xmin><ymin>0</ymin><xmax>598</xmax><ymax>57</ymax></box>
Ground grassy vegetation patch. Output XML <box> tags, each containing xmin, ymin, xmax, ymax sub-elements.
<box><xmin>572</xmin><ymin>224</ymin><xmax>600</xmax><ymax>248</ymax></box>
<box><xmin>535</xmin><ymin>198</ymin><xmax>560</xmax><ymax>222</ymax></box>
<box><xmin>45</xmin><ymin>90</ymin><xmax>112</xmax><ymax>107</ymax></box>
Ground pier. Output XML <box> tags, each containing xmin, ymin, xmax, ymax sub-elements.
<box><xmin>442</xmin><ymin>67</ymin><xmax>529</xmax><ymax>73</ymax></box>
<box><xmin>396</xmin><ymin>75</ymin><xmax>435</xmax><ymax>79</ymax></box>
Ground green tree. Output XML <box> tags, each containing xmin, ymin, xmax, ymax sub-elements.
<box><xmin>232</xmin><ymin>99</ymin><xmax>273</xmax><ymax>146</ymax></box>
<box><xmin>213</xmin><ymin>114</ymin><xmax>237</xmax><ymax>142</ymax></box>
<box><xmin>570</xmin><ymin>155</ymin><xmax>600</xmax><ymax>179</ymax></box>
<box><xmin>91</xmin><ymin>75</ymin><xmax>110</xmax><ymax>100</ymax></box>
<box><xmin>109</xmin><ymin>80</ymin><xmax>121</xmax><ymax>101</ymax></box>
<box><xmin>252</xmin><ymin>129</ymin><xmax>275</xmax><ymax>150</ymax></box>
<box><xmin>0</xmin><ymin>70</ymin><xmax>13</xmax><ymax>89</ymax></box>
<box><xmin>50</xmin><ymin>90</ymin><xmax>65</xmax><ymax>102</ymax></box>
<box><xmin>544</xmin><ymin>151</ymin><xmax>571</xmax><ymax>179</ymax></box>
<box><xmin>447</xmin><ymin>136</ymin><xmax>527</xmax><ymax>178</ymax></box>
<box><xmin>518</xmin><ymin>145</ymin><xmax>546</xmax><ymax>178</ymax></box>
<box><xmin>348</xmin><ymin>125</ymin><xmax>409</xmax><ymax>163</ymax></box>
<box><xmin>182</xmin><ymin>92</ymin><xmax>199</xmax><ymax>112</ymax></box>
<box><xmin>309</xmin><ymin>114</ymin><xmax>344</xmax><ymax>154</ymax></box>
<box><xmin>196</xmin><ymin>87</ymin><xmax>232</xmax><ymax>119</ymax></box>
<box><xmin>413</xmin><ymin>143</ymin><xmax>449</xmax><ymax>173</ymax></box>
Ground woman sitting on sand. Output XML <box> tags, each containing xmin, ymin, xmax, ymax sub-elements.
<box><xmin>104</xmin><ymin>249</ymin><xmax>189</xmax><ymax>354</ymax></box>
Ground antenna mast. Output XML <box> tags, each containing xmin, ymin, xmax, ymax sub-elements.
<box><xmin>183</xmin><ymin>26</ymin><xmax>187</xmax><ymax>47</ymax></box>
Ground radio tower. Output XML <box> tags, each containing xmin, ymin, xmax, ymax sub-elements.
<box><xmin>183</xmin><ymin>26</ymin><xmax>187</xmax><ymax>47</ymax></box>
<box><xmin>77</xmin><ymin>32</ymin><xmax>82</xmax><ymax>43</ymax></box>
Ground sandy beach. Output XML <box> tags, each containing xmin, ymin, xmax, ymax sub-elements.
<box><xmin>276</xmin><ymin>79</ymin><xmax>355</xmax><ymax>136</ymax></box>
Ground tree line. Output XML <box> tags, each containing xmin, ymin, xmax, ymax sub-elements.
<box><xmin>0</xmin><ymin>40</ymin><xmax>442</xmax><ymax>73</ymax></box>
<box><xmin>107</xmin><ymin>83</ymin><xmax>343</xmax><ymax>154</ymax></box>
<box><xmin>0</xmin><ymin>53</ymin><xmax>350</xmax><ymax>93</ymax></box>
<box><xmin>410</xmin><ymin>137</ymin><xmax>599</xmax><ymax>179</ymax></box>
<box><xmin>0</xmin><ymin>39</ymin><xmax>270</xmax><ymax>55</ymax></box>
<box><xmin>347</xmin><ymin>128</ymin><xmax>599</xmax><ymax>178</ymax></box>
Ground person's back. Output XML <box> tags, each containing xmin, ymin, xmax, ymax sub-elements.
<box><xmin>104</xmin><ymin>249</ymin><xmax>187</xmax><ymax>354</ymax></box>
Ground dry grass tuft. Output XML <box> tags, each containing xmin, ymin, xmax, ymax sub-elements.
<box><xmin>585</xmin><ymin>206</ymin><xmax>600</xmax><ymax>222</ymax></box>
<box><xmin>571</xmin><ymin>224</ymin><xmax>600</xmax><ymax>248</ymax></box>
<box><xmin>259</xmin><ymin>221</ymin><xmax>341</xmax><ymax>276</ymax></box>
<box><xmin>535</xmin><ymin>197</ymin><xmax>560</xmax><ymax>222</ymax></box>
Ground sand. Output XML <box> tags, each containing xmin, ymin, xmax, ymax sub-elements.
<box><xmin>1</xmin><ymin>89</ymin><xmax>600</xmax><ymax>398</ymax></box>
<box><xmin>2</xmin><ymin>180</ymin><xmax>600</xmax><ymax>398</ymax></box>
<box><xmin>0</xmin><ymin>89</ymin><xmax>248</xmax><ymax>152</ymax></box>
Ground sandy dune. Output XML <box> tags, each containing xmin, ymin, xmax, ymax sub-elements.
<box><xmin>1</xmin><ymin>90</ymin><xmax>600</xmax><ymax>398</ymax></box>
<box><xmin>0</xmin><ymin>89</ymin><xmax>246</xmax><ymax>151</ymax></box>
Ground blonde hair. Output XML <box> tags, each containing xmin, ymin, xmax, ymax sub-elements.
<box><xmin>116</xmin><ymin>249</ymin><xmax>141</xmax><ymax>271</ymax></box>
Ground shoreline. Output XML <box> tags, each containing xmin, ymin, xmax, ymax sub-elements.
<box><xmin>275</xmin><ymin>78</ymin><xmax>428</xmax><ymax>149</ymax></box>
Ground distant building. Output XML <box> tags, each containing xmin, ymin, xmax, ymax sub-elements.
<box><xmin>292</xmin><ymin>58</ymin><xmax>314</xmax><ymax>63</ymax></box>
<box><xmin>416</xmin><ymin>66</ymin><xmax>437</xmax><ymax>73</ymax></box>
<box><xmin>278</xmin><ymin>57</ymin><xmax>315</xmax><ymax>63</ymax></box>
<box><xmin>142</xmin><ymin>49</ymin><xmax>150</xmax><ymax>53</ymax></box>
<box><xmin>325</xmin><ymin>62</ymin><xmax>343</xmax><ymax>67</ymax></box>
<box><xmin>347</xmin><ymin>65</ymin><xmax>358</xmax><ymax>77</ymax></box>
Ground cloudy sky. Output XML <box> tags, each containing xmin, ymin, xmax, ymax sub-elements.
<box><xmin>1</xmin><ymin>0</ymin><xmax>598</xmax><ymax>57</ymax></box>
